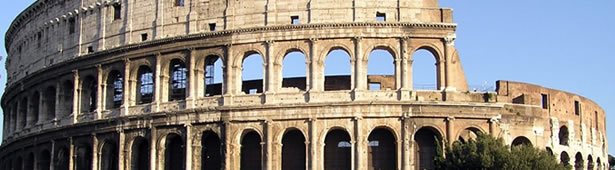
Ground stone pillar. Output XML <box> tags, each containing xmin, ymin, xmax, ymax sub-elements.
<box><xmin>223</xmin><ymin>45</ymin><xmax>234</xmax><ymax>95</ymax></box>
<box><xmin>185</xmin><ymin>124</ymin><xmax>193</xmax><ymax>170</ymax></box>
<box><xmin>92</xmin><ymin>135</ymin><xmax>99</xmax><ymax>170</ymax></box>
<box><xmin>446</xmin><ymin>117</ymin><xmax>455</xmax><ymax>145</ymax></box>
<box><xmin>154</xmin><ymin>54</ymin><xmax>162</xmax><ymax>112</ymax></box>
<box><xmin>401</xmin><ymin>116</ymin><xmax>411</xmax><ymax>170</ymax></box>
<box><xmin>186</xmin><ymin>49</ymin><xmax>197</xmax><ymax>109</ymax></box>
<box><xmin>50</xmin><ymin>140</ymin><xmax>56</xmax><ymax>170</ymax></box>
<box><xmin>222</xmin><ymin>121</ymin><xmax>232</xmax><ymax>170</ymax></box>
<box><xmin>354</xmin><ymin>117</ymin><xmax>365</xmax><ymax>170</ymax></box>
<box><xmin>118</xmin><ymin>131</ymin><xmax>126</xmax><ymax>170</ymax></box>
<box><xmin>69</xmin><ymin>137</ymin><xmax>75</xmax><ymax>170</ymax></box>
<box><xmin>489</xmin><ymin>118</ymin><xmax>498</xmax><ymax>135</ymax></box>
<box><xmin>123</xmin><ymin>59</ymin><xmax>131</xmax><ymax>115</ymax></box>
<box><xmin>265</xmin><ymin>41</ymin><xmax>276</xmax><ymax>93</ymax></box>
<box><xmin>150</xmin><ymin>127</ymin><xmax>158</xmax><ymax>170</ymax></box>
<box><xmin>55</xmin><ymin>81</ymin><xmax>62</xmax><ymax>124</ymax></box>
<box><xmin>264</xmin><ymin>120</ymin><xmax>273</xmax><ymax>170</ymax></box>
<box><xmin>400</xmin><ymin>37</ymin><xmax>411</xmax><ymax>90</ymax></box>
<box><xmin>443</xmin><ymin>36</ymin><xmax>455</xmax><ymax>91</ymax></box>
<box><xmin>96</xmin><ymin>65</ymin><xmax>104</xmax><ymax>119</ymax></box>
<box><xmin>308</xmin><ymin>39</ymin><xmax>322</xmax><ymax>92</ymax></box>
<box><xmin>308</xmin><ymin>118</ymin><xmax>318</xmax><ymax>170</ymax></box>
<box><xmin>353</xmin><ymin>37</ymin><xmax>364</xmax><ymax>91</ymax></box>
<box><xmin>72</xmin><ymin>70</ymin><xmax>80</xmax><ymax>123</ymax></box>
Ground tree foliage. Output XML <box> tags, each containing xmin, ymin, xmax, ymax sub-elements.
<box><xmin>435</xmin><ymin>133</ymin><xmax>569</xmax><ymax>170</ymax></box>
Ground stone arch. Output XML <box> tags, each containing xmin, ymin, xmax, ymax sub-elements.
<box><xmin>323</xmin><ymin>47</ymin><xmax>353</xmax><ymax>91</ymax></box>
<box><xmin>279</xmin><ymin>49</ymin><xmax>308</xmax><ymax>91</ymax></box>
<box><xmin>233</xmin><ymin>49</ymin><xmax>265</xmax><ymax>68</ymax></box>
<box><xmin>456</xmin><ymin>127</ymin><xmax>483</xmax><ymax>144</ymax></box>
<box><xmin>100</xmin><ymin>139</ymin><xmax>119</xmax><ymax>170</ymax></box>
<box><xmin>367</xmin><ymin>127</ymin><xmax>397</xmax><ymax>170</ymax></box>
<box><xmin>168</xmin><ymin>58</ymin><xmax>188</xmax><ymax>101</ymax></box>
<box><xmin>240</xmin><ymin>130</ymin><xmax>263</xmax><ymax>170</ymax></box>
<box><xmin>274</xmin><ymin>46</ymin><xmax>309</xmax><ymax>66</ymax></box>
<box><xmin>136</xmin><ymin>65</ymin><xmax>154</xmax><ymax>104</ymax></box>
<box><xmin>559</xmin><ymin>125</ymin><xmax>569</xmax><ymax>145</ymax></box>
<box><xmin>281</xmin><ymin>128</ymin><xmax>306</xmax><ymax>170</ymax></box>
<box><xmin>59</xmin><ymin>80</ymin><xmax>74</xmax><ymax>118</ymax></box>
<box><xmin>15</xmin><ymin>156</ymin><xmax>23</xmax><ymax>170</ymax></box>
<box><xmin>201</xmin><ymin>54</ymin><xmax>224</xmax><ymax>97</ymax></box>
<box><xmin>105</xmin><ymin>70</ymin><xmax>123</xmax><ymax>109</ymax></box>
<box><xmin>560</xmin><ymin>151</ymin><xmax>570</xmax><ymax>167</ymax></box>
<box><xmin>18</xmin><ymin>97</ymin><xmax>27</xmax><ymax>129</ymax></box>
<box><xmin>42</xmin><ymin>86</ymin><xmax>56</xmax><ymax>121</ymax></box>
<box><xmin>596</xmin><ymin>157</ymin><xmax>602</xmax><ymax>170</ymax></box>
<box><xmin>414</xmin><ymin>126</ymin><xmax>443</xmax><ymax>170</ymax></box>
<box><xmin>411</xmin><ymin>44</ymin><xmax>444</xmax><ymax>62</ymax></box>
<box><xmin>75</xmin><ymin>143</ymin><xmax>93</xmax><ymax>170</ymax></box>
<box><xmin>366</xmin><ymin>46</ymin><xmax>397</xmax><ymax>91</ymax></box>
<box><xmin>545</xmin><ymin>147</ymin><xmax>554</xmax><ymax>156</ymax></box>
<box><xmin>574</xmin><ymin>152</ymin><xmax>584</xmax><ymax>170</ymax></box>
<box><xmin>364</xmin><ymin>44</ymin><xmax>399</xmax><ymax>61</ymax></box>
<box><xmin>324</xmin><ymin>128</ymin><xmax>352</xmax><ymax>170</ymax></box>
<box><xmin>411</xmin><ymin>45</ymin><xmax>443</xmax><ymax>90</ymax></box>
<box><xmin>511</xmin><ymin>136</ymin><xmax>532</xmax><ymax>147</ymax></box>
<box><xmin>164</xmin><ymin>133</ymin><xmax>186</xmax><ymax>170</ymax></box>
<box><xmin>318</xmin><ymin>43</ymin><xmax>355</xmax><ymax>63</ymax></box>
<box><xmin>25</xmin><ymin>152</ymin><xmax>34</xmax><ymax>170</ymax></box>
<box><xmin>201</xmin><ymin>130</ymin><xmax>221</xmax><ymax>170</ymax></box>
<box><xmin>54</xmin><ymin>146</ymin><xmax>69</xmax><ymax>170</ymax></box>
<box><xmin>28</xmin><ymin>91</ymin><xmax>39</xmax><ymax>126</ymax></box>
<box><xmin>238</xmin><ymin>51</ymin><xmax>266</xmax><ymax>94</ymax></box>
<box><xmin>130</xmin><ymin>136</ymin><xmax>150</xmax><ymax>170</ymax></box>
<box><xmin>80</xmin><ymin>75</ymin><xmax>97</xmax><ymax>113</ymax></box>
<box><xmin>587</xmin><ymin>154</ymin><xmax>594</xmax><ymax>170</ymax></box>
<box><xmin>38</xmin><ymin>149</ymin><xmax>51</xmax><ymax>170</ymax></box>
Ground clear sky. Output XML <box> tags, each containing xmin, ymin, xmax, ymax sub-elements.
<box><xmin>0</xmin><ymin>1</ymin><xmax>614</xmax><ymax>155</ymax></box>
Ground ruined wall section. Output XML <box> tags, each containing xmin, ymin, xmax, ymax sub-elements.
<box><xmin>5</xmin><ymin>0</ymin><xmax>453</xmax><ymax>86</ymax></box>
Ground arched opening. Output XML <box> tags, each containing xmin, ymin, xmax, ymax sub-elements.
<box><xmin>15</xmin><ymin>157</ymin><xmax>23</xmax><ymax>170</ymax></box>
<box><xmin>60</xmin><ymin>80</ymin><xmax>74</xmax><ymax>117</ymax></box>
<box><xmin>241</xmin><ymin>53</ymin><xmax>264</xmax><ymax>95</ymax></box>
<box><xmin>324</xmin><ymin>129</ymin><xmax>351</xmax><ymax>170</ymax></box>
<box><xmin>25</xmin><ymin>153</ymin><xmax>34</xmax><ymax>170</ymax></box>
<box><xmin>76</xmin><ymin>144</ymin><xmax>93</xmax><ymax>170</ymax></box>
<box><xmin>204</xmin><ymin>55</ymin><xmax>223</xmax><ymax>97</ymax></box>
<box><xmin>559</xmin><ymin>126</ymin><xmax>569</xmax><ymax>146</ymax></box>
<box><xmin>458</xmin><ymin>128</ymin><xmax>481</xmax><ymax>144</ymax></box>
<box><xmin>54</xmin><ymin>147</ymin><xmax>69</xmax><ymax>170</ymax></box>
<box><xmin>281</xmin><ymin>129</ymin><xmax>306</xmax><ymax>170</ymax></box>
<box><xmin>281</xmin><ymin>51</ymin><xmax>307</xmax><ymax>91</ymax></box>
<box><xmin>240</xmin><ymin>131</ymin><xmax>262</xmax><ymax>170</ymax></box>
<box><xmin>39</xmin><ymin>150</ymin><xmax>51</xmax><ymax>170</ymax></box>
<box><xmin>414</xmin><ymin>127</ymin><xmax>442</xmax><ymax>170</ymax></box>
<box><xmin>130</xmin><ymin>137</ymin><xmax>150</xmax><ymax>170</ymax></box>
<box><xmin>29</xmin><ymin>91</ymin><xmax>40</xmax><ymax>126</ymax></box>
<box><xmin>43</xmin><ymin>86</ymin><xmax>56</xmax><ymax>121</ymax></box>
<box><xmin>19</xmin><ymin>98</ymin><xmax>27</xmax><ymax>128</ymax></box>
<box><xmin>574</xmin><ymin>152</ymin><xmax>584</xmax><ymax>170</ymax></box>
<box><xmin>81</xmin><ymin>76</ymin><xmax>98</xmax><ymax>113</ymax></box>
<box><xmin>412</xmin><ymin>49</ymin><xmax>438</xmax><ymax>90</ymax></box>
<box><xmin>324</xmin><ymin>49</ymin><xmax>352</xmax><ymax>91</ymax></box>
<box><xmin>511</xmin><ymin>136</ymin><xmax>532</xmax><ymax>148</ymax></box>
<box><xmin>587</xmin><ymin>155</ymin><xmax>594</xmax><ymax>170</ymax></box>
<box><xmin>137</xmin><ymin>66</ymin><xmax>154</xmax><ymax>104</ymax></box>
<box><xmin>201</xmin><ymin>131</ymin><xmax>221</xmax><ymax>170</ymax></box>
<box><xmin>560</xmin><ymin>151</ymin><xmax>570</xmax><ymax>167</ymax></box>
<box><xmin>596</xmin><ymin>158</ymin><xmax>601</xmax><ymax>170</ymax></box>
<box><xmin>367</xmin><ymin>128</ymin><xmax>396</xmax><ymax>170</ymax></box>
<box><xmin>165</xmin><ymin>134</ymin><xmax>185</xmax><ymax>170</ymax></box>
<box><xmin>106</xmin><ymin>70</ymin><xmax>123</xmax><ymax>109</ymax></box>
<box><xmin>101</xmin><ymin>140</ymin><xmax>119</xmax><ymax>170</ymax></box>
<box><xmin>366</xmin><ymin>49</ymin><xmax>395</xmax><ymax>91</ymax></box>
<box><xmin>546</xmin><ymin>147</ymin><xmax>554</xmax><ymax>156</ymax></box>
<box><xmin>169</xmin><ymin>59</ymin><xmax>187</xmax><ymax>101</ymax></box>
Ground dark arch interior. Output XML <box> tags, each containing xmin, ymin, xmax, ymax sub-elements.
<box><xmin>511</xmin><ymin>136</ymin><xmax>532</xmax><ymax>148</ymax></box>
<box><xmin>324</xmin><ymin>129</ymin><xmax>351</xmax><ymax>170</ymax></box>
<box><xmin>165</xmin><ymin>134</ymin><xmax>185</xmax><ymax>170</ymax></box>
<box><xmin>560</xmin><ymin>152</ymin><xmax>570</xmax><ymax>167</ymax></box>
<box><xmin>241</xmin><ymin>131</ymin><xmax>262</xmax><ymax>170</ymax></box>
<box><xmin>169</xmin><ymin>59</ymin><xmax>187</xmax><ymax>101</ymax></box>
<box><xmin>54</xmin><ymin>147</ymin><xmax>69</xmax><ymax>170</ymax></box>
<box><xmin>107</xmin><ymin>70</ymin><xmax>123</xmax><ymax>109</ymax></box>
<box><xmin>281</xmin><ymin>130</ymin><xmax>306</xmax><ymax>170</ymax></box>
<box><xmin>559</xmin><ymin>126</ymin><xmax>569</xmax><ymax>146</ymax></box>
<box><xmin>367</xmin><ymin>128</ymin><xmax>396</xmax><ymax>170</ymax></box>
<box><xmin>61</xmin><ymin>80</ymin><xmax>74</xmax><ymax>115</ymax></box>
<box><xmin>587</xmin><ymin>155</ymin><xmax>594</xmax><ymax>169</ymax></box>
<box><xmin>201</xmin><ymin>131</ymin><xmax>221</xmax><ymax>170</ymax></box>
<box><xmin>14</xmin><ymin>157</ymin><xmax>23</xmax><ymax>170</ymax></box>
<box><xmin>29</xmin><ymin>91</ymin><xmax>40</xmax><ymax>125</ymax></box>
<box><xmin>25</xmin><ymin>153</ymin><xmax>34</xmax><ymax>170</ymax></box>
<box><xmin>137</xmin><ymin>66</ymin><xmax>154</xmax><ymax>104</ymax></box>
<box><xmin>101</xmin><ymin>141</ymin><xmax>119</xmax><ymax>170</ymax></box>
<box><xmin>81</xmin><ymin>76</ymin><xmax>97</xmax><ymax>113</ymax></box>
<box><xmin>130</xmin><ymin>137</ymin><xmax>150</xmax><ymax>170</ymax></box>
<box><xmin>39</xmin><ymin>150</ymin><xmax>51</xmax><ymax>170</ymax></box>
<box><xmin>76</xmin><ymin>144</ymin><xmax>93</xmax><ymax>170</ymax></box>
<box><xmin>43</xmin><ymin>86</ymin><xmax>56</xmax><ymax>120</ymax></box>
<box><xmin>574</xmin><ymin>152</ymin><xmax>584</xmax><ymax>170</ymax></box>
<box><xmin>458</xmin><ymin>128</ymin><xmax>481</xmax><ymax>144</ymax></box>
<box><xmin>414</xmin><ymin>128</ymin><xmax>441</xmax><ymax>170</ymax></box>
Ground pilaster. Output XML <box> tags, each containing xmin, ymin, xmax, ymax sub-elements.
<box><xmin>186</xmin><ymin>49</ymin><xmax>197</xmax><ymax>109</ymax></box>
<box><xmin>185</xmin><ymin>123</ymin><xmax>194</xmax><ymax>170</ymax></box>
<box><xmin>122</xmin><ymin>59</ymin><xmax>131</xmax><ymax>115</ymax></box>
<box><xmin>72</xmin><ymin>70</ymin><xmax>80</xmax><ymax>124</ymax></box>
<box><xmin>154</xmin><ymin>54</ymin><xmax>162</xmax><ymax>112</ymax></box>
<box><xmin>96</xmin><ymin>65</ymin><xmax>103</xmax><ymax>119</ymax></box>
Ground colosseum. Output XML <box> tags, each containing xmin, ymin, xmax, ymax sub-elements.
<box><xmin>0</xmin><ymin>0</ymin><xmax>608</xmax><ymax>170</ymax></box>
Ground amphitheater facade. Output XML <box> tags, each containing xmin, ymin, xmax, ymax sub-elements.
<box><xmin>0</xmin><ymin>0</ymin><xmax>608</xmax><ymax>170</ymax></box>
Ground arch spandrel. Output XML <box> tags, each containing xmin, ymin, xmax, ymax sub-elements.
<box><xmin>231</xmin><ymin>44</ymin><xmax>266</xmax><ymax>68</ymax></box>
<box><xmin>272</xmin><ymin>41</ymin><xmax>310</xmax><ymax>66</ymax></box>
<box><xmin>316</xmin><ymin>39</ymin><xmax>356</xmax><ymax>64</ymax></box>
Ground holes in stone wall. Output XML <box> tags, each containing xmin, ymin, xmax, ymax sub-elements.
<box><xmin>376</xmin><ymin>12</ymin><xmax>386</xmax><ymax>22</ymax></box>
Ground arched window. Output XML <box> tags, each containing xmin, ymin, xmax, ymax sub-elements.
<box><xmin>587</xmin><ymin>155</ymin><xmax>594</xmax><ymax>170</ymax></box>
<box><xmin>169</xmin><ymin>59</ymin><xmax>187</xmax><ymax>101</ymax></box>
<box><xmin>458</xmin><ymin>128</ymin><xmax>481</xmax><ymax>144</ymax></box>
<box><xmin>366</xmin><ymin>49</ymin><xmax>395</xmax><ymax>91</ymax></box>
<box><xmin>101</xmin><ymin>140</ymin><xmax>119</xmax><ymax>170</ymax></box>
<box><xmin>240</xmin><ymin>131</ymin><xmax>262</xmax><ymax>170</ymax></box>
<box><xmin>81</xmin><ymin>76</ymin><xmax>98</xmax><ymax>113</ymax></box>
<box><xmin>559</xmin><ymin>126</ymin><xmax>569</xmax><ymax>146</ymax></box>
<box><xmin>25</xmin><ymin>153</ymin><xmax>34</xmax><ymax>170</ymax></box>
<box><xmin>324</xmin><ymin>49</ymin><xmax>352</xmax><ymax>91</ymax></box>
<box><xmin>54</xmin><ymin>147</ymin><xmax>69</xmax><ymax>170</ymax></box>
<box><xmin>61</xmin><ymin>80</ymin><xmax>74</xmax><ymax>117</ymax></box>
<box><xmin>106</xmin><ymin>71</ymin><xmax>123</xmax><ymax>109</ymax></box>
<box><xmin>201</xmin><ymin>131</ymin><xmax>221</xmax><ymax>170</ymax></box>
<box><xmin>511</xmin><ymin>136</ymin><xmax>532</xmax><ymax>148</ymax></box>
<box><xmin>19</xmin><ymin>98</ymin><xmax>28</xmax><ymax>128</ymax></box>
<box><xmin>138</xmin><ymin>66</ymin><xmax>154</xmax><ymax>104</ymax></box>
<box><xmin>324</xmin><ymin>129</ymin><xmax>351</xmax><ymax>170</ymax></box>
<box><xmin>43</xmin><ymin>86</ymin><xmax>56</xmax><ymax>121</ymax></box>
<box><xmin>175</xmin><ymin>0</ymin><xmax>184</xmax><ymax>6</ymax></box>
<box><xmin>204</xmin><ymin>55</ymin><xmax>223</xmax><ymax>96</ymax></box>
<box><xmin>574</xmin><ymin>152</ymin><xmax>583</xmax><ymax>170</ymax></box>
<box><xmin>367</xmin><ymin>128</ymin><xmax>396</xmax><ymax>170</ymax></box>
<box><xmin>165</xmin><ymin>134</ymin><xmax>185</xmax><ymax>170</ymax></box>
<box><xmin>546</xmin><ymin>147</ymin><xmax>554</xmax><ymax>156</ymax></box>
<box><xmin>596</xmin><ymin>158</ymin><xmax>601</xmax><ymax>170</ymax></box>
<box><xmin>414</xmin><ymin>127</ymin><xmax>442</xmax><ymax>170</ymax></box>
<box><xmin>39</xmin><ymin>150</ymin><xmax>51</xmax><ymax>170</ymax></box>
<box><xmin>281</xmin><ymin>51</ymin><xmax>307</xmax><ymax>91</ymax></box>
<box><xmin>15</xmin><ymin>157</ymin><xmax>22</xmax><ymax>170</ymax></box>
<box><xmin>76</xmin><ymin>144</ymin><xmax>93</xmax><ymax>170</ymax></box>
<box><xmin>29</xmin><ymin>91</ymin><xmax>40</xmax><ymax>126</ymax></box>
<box><xmin>241</xmin><ymin>53</ymin><xmax>264</xmax><ymax>94</ymax></box>
<box><xmin>412</xmin><ymin>49</ymin><xmax>438</xmax><ymax>90</ymax></box>
<box><xmin>282</xmin><ymin>129</ymin><xmax>306</xmax><ymax>170</ymax></box>
<box><xmin>130</xmin><ymin>137</ymin><xmax>150</xmax><ymax>170</ymax></box>
<box><xmin>560</xmin><ymin>151</ymin><xmax>570</xmax><ymax>167</ymax></box>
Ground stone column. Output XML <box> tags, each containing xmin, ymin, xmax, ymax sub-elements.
<box><xmin>123</xmin><ymin>59</ymin><xmax>131</xmax><ymax>115</ymax></box>
<box><xmin>265</xmin><ymin>41</ymin><xmax>276</xmax><ymax>93</ymax></box>
<box><xmin>223</xmin><ymin>45</ymin><xmax>234</xmax><ymax>95</ymax></box>
<box><xmin>37</xmin><ymin>91</ymin><xmax>46</xmax><ymax>125</ymax></box>
<box><xmin>96</xmin><ymin>65</ymin><xmax>104</xmax><ymax>119</ymax></box>
<box><xmin>222</xmin><ymin>121</ymin><xmax>232</xmax><ymax>170</ymax></box>
<box><xmin>186</xmin><ymin>49</ymin><xmax>197</xmax><ymax>109</ymax></box>
<box><xmin>118</xmin><ymin>131</ymin><xmax>126</xmax><ymax>170</ymax></box>
<box><xmin>308</xmin><ymin>38</ymin><xmax>322</xmax><ymax>92</ymax></box>
<box><xmin>154</xmin><ymin>54</ymin><xmax>162</xmax><ymax>112</ymax></box>
<box><xmin>69</xmin><ymin>137</ymin><xmax>75</xmax><ymax>170</ymax></box>
<box><xmin>400</xmin><ymin>37</ymin><xmax>411</xmax><ymax>90</ymax></box>
<box><xmin>150</xmin><ymin>127</ymin><xmax>158</xmax><ymax>170</ymax></box>
<box><xmin>401</xmin><ymin>116</ymin><xmax>411</xmax><ymax>170</ymax></box>
<box><xmin>185</xmin><ymin>124</ymin><xmax>193</xmax><ymax>170</ymax></box>
<box><xmin>354</xmin><ymin>117</ymin><xmax>365</xmax><ymax>169</ymax></box>
<box><xmin>55</xmin><ymin>81</ymin><xmax>62</xmax><ymax>124</ymax></box>
<box><xmin>308</xmin><ymin>118</ymin><xmax>318</xmax><ymax>170</ymax></box>
<box><xmin>446</xmin><ymin>117</ymin><xmax>455</xmax><ymax>146</ymax></box>
<box><xmin>443</xmin><ymin>35</ymin><xmax>455</xmax><ymax>91</ymax></box>
<box><xmin>50</xmin><ymin>140</ymin><xmax>56</xmax><ymax>170</ymax></box>
<box><xmin>92</xmin><ymin>135</ymin><xmax>99</xmax><ymax>170</ymax></box>
<box><xmin>72</xmin><ymin>70</ymin><xmax>80</xmax><ymax>123</ymax></box>
<box><xmin>264</xmin><ymin>120</ymin><xmax>273</xmax><ymax>170</ymax></box>
<box><xmin>353</xmin><ymin>37</ymin><xmax>364</xmax><ymax>91</ymax></box>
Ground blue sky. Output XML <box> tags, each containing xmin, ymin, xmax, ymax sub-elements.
<box><xmin>1</xmin><ymin>1</ymin><xmax>614</xmax><ymax>155</ymax></box>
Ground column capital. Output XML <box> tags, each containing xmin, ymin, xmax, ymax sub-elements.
<box><xmin>353</xmin><ymin>36</ymin><xmax>363</xmax><ymax>42</ymax></box>
<box><xmin>444</xmin><ymin>34</ymin><xmax>456</xmax><ymax>46</ymax></box>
